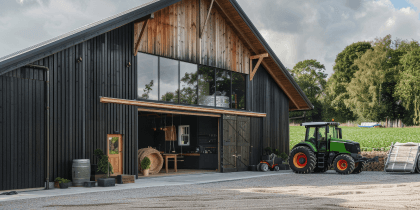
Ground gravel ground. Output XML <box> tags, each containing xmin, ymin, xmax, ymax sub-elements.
<box><xmin>1</xmin><ymin>171</ymin><xmax>420</xmax><ymax>210</ymax></box>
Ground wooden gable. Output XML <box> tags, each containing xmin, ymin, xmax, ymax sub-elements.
<box><xmin>133</xmin><ymin>0</ymin><xmax>312</xmax><ymax>111</ymax></box>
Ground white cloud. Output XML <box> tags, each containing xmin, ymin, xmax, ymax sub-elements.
<box><xmin>1</xmin><ymin>0</ymin><xmax>420</xmax><ymax>79</ymax></box>
<box><xmin>237</xmin><ymin>0</ymin><xmax>420</xmax><ymax>77</ymax></box>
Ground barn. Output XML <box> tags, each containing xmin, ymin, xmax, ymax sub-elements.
<box><xmin>0</xmin><ymin>0</ymin><xmax>313</xmax><ymax>191</ymax></box>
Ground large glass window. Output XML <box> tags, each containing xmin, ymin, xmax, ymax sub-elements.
<box><xmin>179</xmin><ymin>62</ymin><xmax>198</xmax><ymax>105</ymax></box>
<box><xmin>232</xmin><ymin>72</ymin><xmax>246</xmax><ymax>110</ymax></box>
<box><xmin>136</xmin><ymin>53</ymin><xmax>247</xmax><ymax>109</ymax></box>
<box><xmin>216</xmin><ymin>69</ymin><xmax>231</xmax><ymax>108</ymax></box>
<box><xmin>159</xmin><ymin>57</ymin><xmax>179</xmax><ymax>103</ymax></box>
<box><xmin>137</xmin><ymin>53</ymin><xmax>158</xmax><ymax>100</ymax></box>
<box><xmin>198</xmin><ymin>66</ymin><xmax>215</xmax><ymax>106</ymax></box>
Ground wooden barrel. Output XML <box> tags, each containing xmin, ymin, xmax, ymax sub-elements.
<box><xmin>72</xmin><ymin>159</ymin><xmax>91</xmax><ymax>186</ymax></box>
<box><xmin>138</xmin><ymin>148</ymin><xmax>163</xmax><ymax>174</ymax></box>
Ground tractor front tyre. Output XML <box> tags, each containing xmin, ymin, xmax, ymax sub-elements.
<box><xmin>333</xmin><ymin>154</ymin><xmax>355</xmax><ymax>175</ymax></box>
<box><xmin>352</xmin><ymin>161</ymin><xmax>366</xmax><ymax>174</ymax></box>
<box><xmin>274</xmin><ymin>165</ymin><xmax>280</xmax><ymax>171</ymax></box>
<box><xmin>289</xmin><ymin>146</ymin><xmax>316</xmax><ymax>174</ymax></box>
<box><xmin>260</xmin><ymin>163</ymin><xmax>269</xmax><ymax>172</ymax></box>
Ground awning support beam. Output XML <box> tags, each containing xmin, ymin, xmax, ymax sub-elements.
<box><xmin>100</xmin><ymin>97</ymin><xmax>266</xmax><ymax>117</ymax></box>
<box><xmin>249</xmin><ymin>53</ymin><xmax>268</xmax><ymax>81</ymax></box>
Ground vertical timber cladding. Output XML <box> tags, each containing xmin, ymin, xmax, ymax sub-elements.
<box><xmin>249</xmin><ymin>64</ymin><xmax>289</xmax><ymax>165</ymax></box>
<box><xmin>222</xmin><ymin>115</ymin><xmax>250</xmax><ymax>172</ymax></box>
<box><xmin>85</xmin><ymin>23</ymin><xmax>138</xmax><ymax>178</ymax></box>
<box><xmin>0</xmin><ymin>23</ymin><xmax>139</xmax><ymax>189</ymax></box>
<box><xmin>136</xmin><ymin>0</ymin><xmax>251</xmax><ymax>74</ymax></box>
<box><xmin>0</xmin><ymin>70</ymin><xmax>46</xmax><ymax>191</ymax></box>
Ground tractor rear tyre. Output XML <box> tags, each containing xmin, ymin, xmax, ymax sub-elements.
<box><xmin>333</xmin><ymin>154</ymin><xmax>355</xmax><ymax>175</ymax></box>
<box><xmin>257</xmin><ymin>163</ymin><xmax>261</xmax><ymax>171</ymax></box>
<box><xmin>289</xmin><ymin>146</ymin><xmax>316</xmax><ymax>174</ymax></box>
<box><xmin>260</xmin><ymin>163</ymin><xmax>269</xmax><ymax>172</ymax></box>
<box><xmin>352</xmin><ymin>161</ymin><xmax>366</xmax><ymax>174</ymax></box>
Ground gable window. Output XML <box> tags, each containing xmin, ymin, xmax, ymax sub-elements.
<box><xmin>137</xmin><ymin>53</ymin><xmax>158</xmax><ymax>100</ymax></box>
<box><xmin>159</xmin><ymin>57</ymin><xmax>179</xmax><ymax>103</ymax></box>
<box><xmin>136</xmin><ymin>52</ymin><xmax>246</xmax><ymax>110</ymax></box>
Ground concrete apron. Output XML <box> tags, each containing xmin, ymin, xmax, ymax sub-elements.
<box><xmin>0</xmin><ymin>171</ymin><xmax>291</xmax><ymax>202</ymax></box>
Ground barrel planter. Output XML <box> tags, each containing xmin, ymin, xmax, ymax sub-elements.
<box><xmin>72</xmin><ymin>159</ymin><xmax>91</xmax><ymax>187</ymax></box>
<box><xmin>138</xmin><ymin>148</ymin><xmax>163</xmax><ymax>174</ymax></box>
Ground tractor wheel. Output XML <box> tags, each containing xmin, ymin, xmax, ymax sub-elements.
<box><xmin>260</xmin><ymin>163</ymin><xmax>269</xmax><ymax>172</ymax></box>
<box><xmin>416</xmin><ymin>157</ymin><xmax>420</xmax><ymax>173</ymax></box>
<box><xmin>289</xmin><ymin>146</ymin><xmax>316</xmax><ymax>174</ymax></box>
<box><xmin>257</xmin><ymin>163</ymin><xmax>261</xmax><ymax>171</ymax></box>
<box><xmin>352</xmin><ymin>161</ymin><xmax>366</xmax><ymax>174</ymax></box>
<box><xmin>274</xmin><ymin>165</ymin><xmax>280</xmax><ymax>171</ymax></box>
<box><xmin>333</xmin><ymin>154</ymin><xmax>355</xmax><ymax>175</ymax></box>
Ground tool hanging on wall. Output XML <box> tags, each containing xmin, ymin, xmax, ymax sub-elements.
<box><xmin>165</xmin><ymin>114</ymin><xmax>176</xmax><ymax>142</ymax></box>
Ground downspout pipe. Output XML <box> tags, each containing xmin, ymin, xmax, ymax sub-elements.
<box><xmin>25</xmin><ymin>64</ymin><xmax>50</xmax><ymax>190</ymax></box>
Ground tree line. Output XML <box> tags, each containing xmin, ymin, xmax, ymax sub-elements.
<box><xmin>289</xmin><ymin>35</ymin><xmax>420</xmax><ymax>126</ymax></box>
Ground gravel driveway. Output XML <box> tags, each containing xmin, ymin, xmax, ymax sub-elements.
<box><xmin>1</xmin><ymin>171</ymin><xmax>419</xmax><ymax>210</ymax></box>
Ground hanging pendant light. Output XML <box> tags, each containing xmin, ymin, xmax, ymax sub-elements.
<box><xmin>152</xmin><ymin>117</ymin><xmax>157</xmax><ymax>131</ymax></box>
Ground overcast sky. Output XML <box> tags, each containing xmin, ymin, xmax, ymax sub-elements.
<box><xmin>1</xmin><ymin>0</ymin><xmax>420</xmax><ymax>77</ymax></box>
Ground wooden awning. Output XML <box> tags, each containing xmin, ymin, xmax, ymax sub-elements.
<box><xmin>100</xmin><ymin>97</ymin><xmax>266</xmax><ymax>118</ymax></box>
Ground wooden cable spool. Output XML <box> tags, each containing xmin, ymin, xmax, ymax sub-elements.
<box><xmin>138</xmin><ymin>147</ymin><xmax>163</xmax><ymax>174</ymax></box>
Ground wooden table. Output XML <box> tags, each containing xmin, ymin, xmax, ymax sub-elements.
<box><xmin>162</xmin><ymin>154</ymin><xmax>178</xmax><ymax>173</ymax></box>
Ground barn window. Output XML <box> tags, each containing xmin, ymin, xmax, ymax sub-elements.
<box><xmin>198</xmin><ymin>66</ymin><xmax>216</xmax><ymax>106</ymax></box>
<box><xmin>137</xmin><ymin>53</ymin><xmax>158</xmax><ymax>100</ymax></box>
<box><xmin>215</xmin><ymin>69</ymin><xmax>231</xmax><ymax>108</ymax></box>
<box><xmin>159</xmin><ymin>57</ymin><xmax>179</xmax><ymax>103</ymax></box>
<box><xmin>179</xmin><ymin>61</ymin><xmax>198</xmax><ymax>105</ymax></box>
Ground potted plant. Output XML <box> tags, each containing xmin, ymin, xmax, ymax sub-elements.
<box><xmin>141</xmin><ymin>157</ymin><xmax>151</xmax><ymax>176</ymax></box>
<box><xmin>94</xmin><ymin>149</ymin><xmax>116</xmax><ymax>187</ymax></box>
<box><xmin>54</xmin><ymin>177</ymin><xmax>61</xmax><ymax>188</ymax></box>
<box><xmin>94</xmin><ymin>149</ymin><xmax>114</xmax><ymax>175</ymax></box>
<box><xmin>58</xmin><ymin>178</ymin><xmax>71</xmax><ymax>189</ymax></box>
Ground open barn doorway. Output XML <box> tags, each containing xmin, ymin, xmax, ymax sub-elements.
<box><xmin>137</xmin><ymin>109</ymin><xmax>220</xmax><ymax>178</ymax></box>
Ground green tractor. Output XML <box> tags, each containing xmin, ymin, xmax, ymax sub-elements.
<box><xmin>289</xmin><ymin>122</ymin><xmax>378</xmax><ymax>174</ymax></box>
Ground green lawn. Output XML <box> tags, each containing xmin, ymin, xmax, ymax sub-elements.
<box><xmin>290</xmin><ymin>126</ymin><xmax>420</xmax><ymax>150</ymax></box>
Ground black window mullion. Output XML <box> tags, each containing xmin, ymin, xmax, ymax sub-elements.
<box><xmin>230</xmin><ymin>71</ymin><xmax>232</xmax><ymax>109</ymax></box>
<box><xmin>158</xmin><ymin>57</ymin><xmax>160</xmax><ymax>101</ymax></box>
<box><xmin>214</xmin><ymin>68</ymin><xmax>216</xmax><ymax>107</ymax></box>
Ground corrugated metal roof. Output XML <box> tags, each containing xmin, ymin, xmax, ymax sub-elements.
<box><xmin>0</xmin><ymin>0</ymin><xmax>180</xmax><ymax>75</ymax></box>
<box><xmin>0</xmin><ymin>0</ymin><xmax>312</xmax><ymax>110</ymax></box>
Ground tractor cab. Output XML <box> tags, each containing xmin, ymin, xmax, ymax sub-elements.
<box><xmin>302</xmin><ymin>122</ymin><xmax>341</xmax><ymax>152</ymax></box>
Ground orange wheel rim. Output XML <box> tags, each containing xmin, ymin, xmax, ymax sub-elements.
<box><xmin>293</xmin><ymin>152</ymin><xmax>307</xmax><ymax>168</ymax></box>
<box><xmin>337</xmin><ymin>159</ymin><xmax>348</xmax><ymax>170</ymax></box>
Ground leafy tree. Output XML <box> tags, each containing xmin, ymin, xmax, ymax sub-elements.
<box><xmin>345</xmin><ymin>35</ymin><xmax>407</xmax><ymax>122</ymax></box>
<box><xmin>395</xmin><ymin>45</ymin><xmax>420</xmax><ymax>125</ymax></box>
<box><xmin>289</xmin><ymin>59</ymin><xmax>328</xmax><ymax>122</ymax></box>
<box><xmin>327</xmin><ymin>42</ymin><xmax>372</xmax><ymax>122</ymax></box>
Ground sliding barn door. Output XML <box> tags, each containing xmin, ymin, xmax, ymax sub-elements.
<box><xmin>222</xmin><ymin>115</ymin><xmax>237</xmax><ymax>172</ymax></box>
<box><xmin>236</xmin><ymin>116</ymin><xmax>250</xmax><ymax>171</ymax></box>
<box><xmin>222</xmin><ymin>115</ymin><xmax>250</xmax><ymax>172</ymax></box>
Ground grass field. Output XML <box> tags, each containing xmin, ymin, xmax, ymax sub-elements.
<box><xmin>290</xmin><ymin>126</ymin><xmax>420</xmax><ymax>150</ymax></box>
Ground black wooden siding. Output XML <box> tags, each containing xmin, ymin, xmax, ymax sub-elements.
<box><xmin>248</xmin><ymin>64</ymin><xmax>289</xmax><ymax>165</ymax></box>
<box><xmin>0</xmin><ymin>73</ymin><xmax>46</xmax><ymax>190</ymax></box>
<box><xmin>0</xmin><ymin>23</ymin><xmax>138</xmax><ymax>190</ymax></box>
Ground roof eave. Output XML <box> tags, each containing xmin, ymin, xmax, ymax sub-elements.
<box><xmin>229</xmin><ymin>0</ymin><xmax>314</xmax><ymax>111</ymax></box>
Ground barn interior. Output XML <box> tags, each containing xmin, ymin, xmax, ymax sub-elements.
<box><xmin>138</xmin><ymin>110</ymin><xmax>220</xmax><ymax>177</ymax></box>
